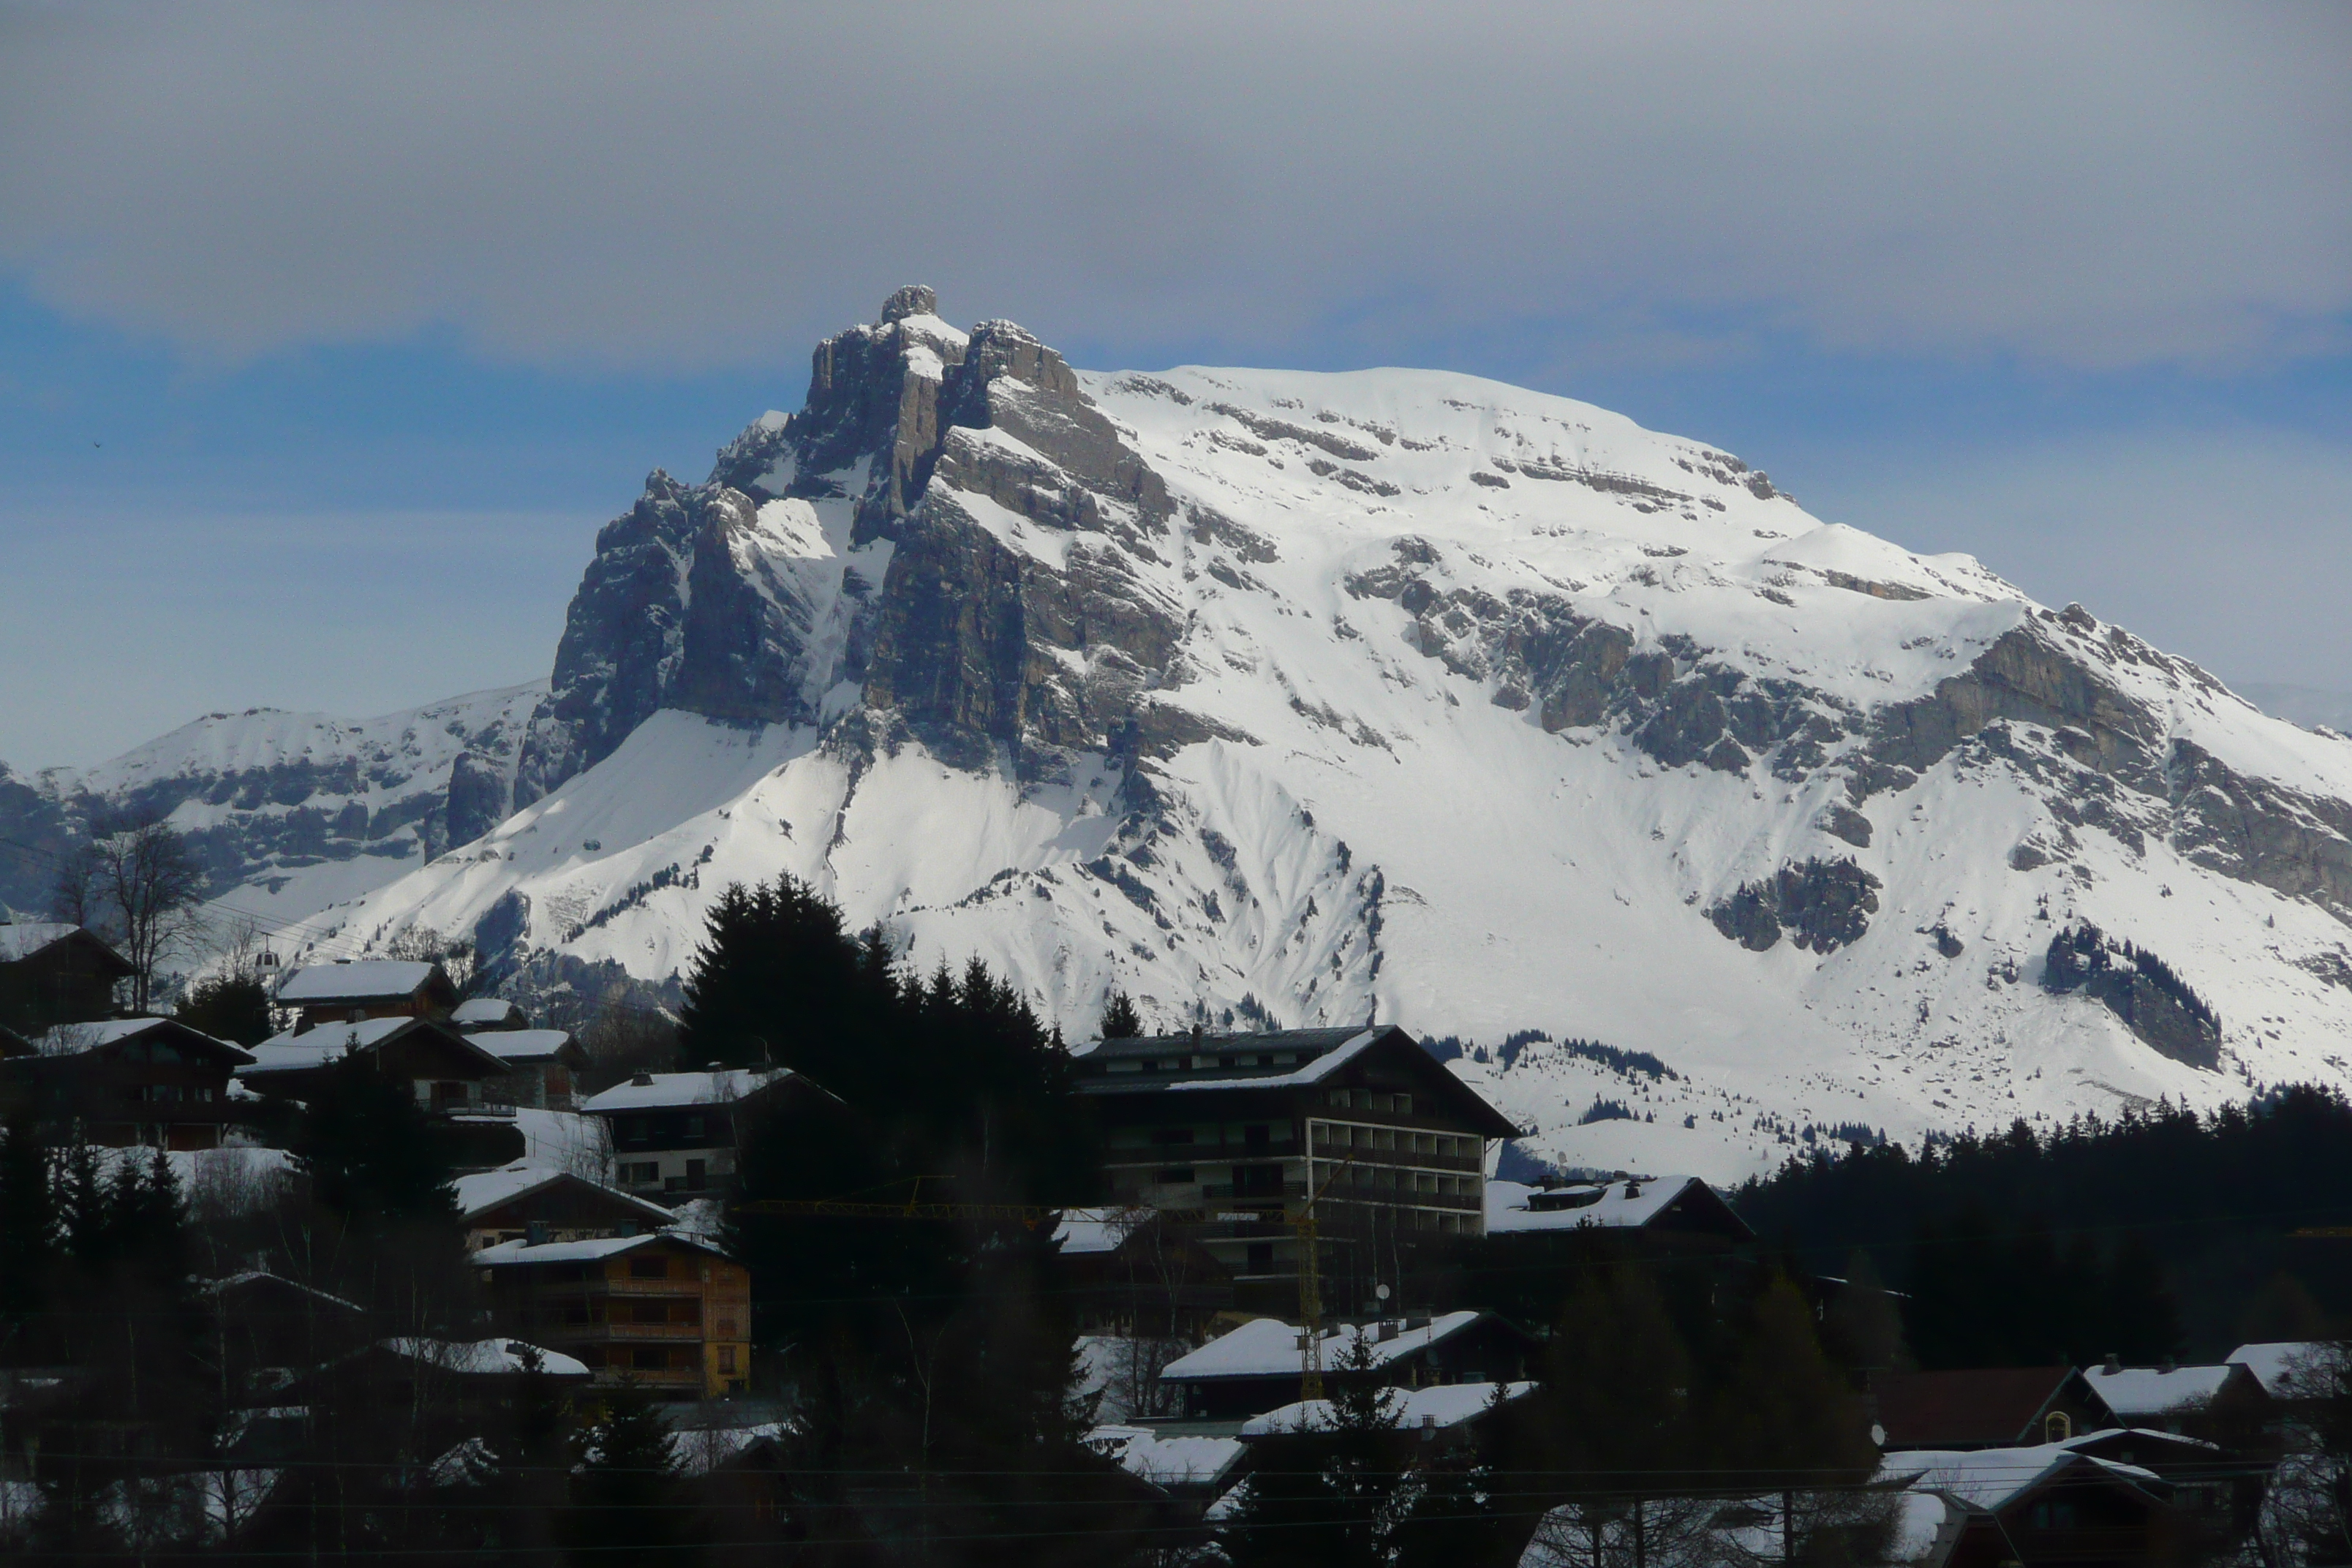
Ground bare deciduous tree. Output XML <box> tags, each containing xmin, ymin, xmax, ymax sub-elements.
<box><xmin>53</xmin><ymin>817</ymin><xmax>208</xmax><ymax>1014</ymax></box>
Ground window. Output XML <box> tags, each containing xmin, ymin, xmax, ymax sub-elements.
<box><xmin>633</xmin><ymin>1347</ymin><xmax>666</xmax><ymax>1371</ymax></box>
<box><xmin>630</xmin><ymin>1256</ymin><xmax>668</xmax><ymax>1280</ymax></box>
<box><xmin>1153</xmin><ymin>1167</ymin><xmax>1196</xmax><ymax>1184</ymax></box>
<box><xmin>1150</xmin><ymin>1128</ymin><xmax>1196</xmax><ymax>1145</ymax></box>
<box><xmin>718</xmin><ymin>1345</ymin><xmax>737</xmax><ymax>1374</ymax></box>
<box><xmin>2045</xmin><ymin>1411</ymin><xmax>2072</xmax><ymax>1442</ymax></box>
<box><xmin>685</xmin><ymin>1159</ymin><xmax>708</xmax><ymax>1191</ymax></box>
<box><xmin>1245</xmin><ymin>1242</ymin><xmax>1274</xmax><ymax>1272</ymax></box>
<box><xmin>685</xmin><ymin>1115</ymin><xmax>706</xmax><ymax>1141</ymax></box>
<box><xmin>631</xmin><ymin>1301</ymin><xmax>669</xmax><ymax>1324</ymax></box>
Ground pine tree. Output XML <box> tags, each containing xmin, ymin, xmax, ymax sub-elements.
<box><xmin>295</xmin><ymin>1053</ymin><xmax>459</xmax><ymax>1226</ymax></box>
<box><xmin>566</xmin><ymin>1389</ymin><xmax>685</xmax><ymax>1568</ymax></box>
<box><xmin>1098</xmin><ymin>990</ymin><xmax>1143</xmax><ymax>1040</ymax></box>
<box><xmin>174</xmin><ymin>971</ymin><xmax>275</xmax><ymax>1046</ymax></box>
<box><xmin>0</xmin><ymin>1116</ymin><xmax>54</xmax><ymax>1332</ymax></box>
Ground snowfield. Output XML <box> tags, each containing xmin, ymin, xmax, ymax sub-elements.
<box><xmin>35</xmin><ymin>301</ymin><xmax>2352</xmax><ymax>1185</ymax></box>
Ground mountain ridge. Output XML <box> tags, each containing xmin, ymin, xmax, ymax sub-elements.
<box><xmin>11</xmin><ymin>287</ymin><xmax>2352</xmax><ymax>1182</ymax></box>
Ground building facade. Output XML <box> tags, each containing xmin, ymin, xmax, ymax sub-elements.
<box><xmin>581</xmin><ymin>1068</ymin><xmax>826</xmax><ymax>1202</ymax></box>
<box><xmin>1075</xmin><ymin>1025</ymin><xmax>1519</xmax><ymax>1311</ymax></box>
<box><xmin>472</xmin><ymin>1232</ymin><xmax>753</xmax><ymax>1401</ymax></box>
<box><xmin>7</xmin><ymin>1017</ymin><xmax>255</xmax><ymax>1148</ymax></box>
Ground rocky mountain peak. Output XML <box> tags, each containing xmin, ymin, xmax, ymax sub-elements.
<box><xmin>877</xmin><ymin>283</ymin><xmax>937</xmax><ymax>324</ymax></box>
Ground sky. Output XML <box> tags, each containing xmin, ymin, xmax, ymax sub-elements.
<box><xmin>1</xmin><ymin>1</ymin><xmax>2346</xmax><ymax>769</ymax></box>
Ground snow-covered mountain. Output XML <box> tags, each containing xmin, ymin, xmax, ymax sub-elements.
<box><xmin>21</xmin><ymin>286</ymin><xmax>2352</xmax><ymax>1182</ymax></box>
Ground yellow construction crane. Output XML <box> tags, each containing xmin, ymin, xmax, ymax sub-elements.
<box><xmin>1295</xmin><ymin>1149</ymin><xmax>1357</xmax><ymax>1402</ymax></box>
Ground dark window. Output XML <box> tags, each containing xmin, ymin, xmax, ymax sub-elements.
<box><xmin>631</xmin><ymin>1301</ymin><xmax>668</xmax><ymax>1324</ymax></box>
<box><xmin>1153</xmin><ymin>1167</ymin><xmax>1196</xmax><ymax>1184</ymax></box>
<box><xmin>685</xmin><ymin>1159</ymin><xmax>707</xmax><ymax>1191</ymax></box>
<box><xmin>1245</xmin><ymin>1242</ymin><xmax>1274</xmax><ymax>1272</ymax></box>
<box><xmin>685</xmin><ymin>1115</ymin><xmax>706</xmax><ymax>1141</ymax></box>
<box><xmin>1244</xmin><ymin>1124</ymin><xmax>1270</xmax><ymax>1153</ymax></box>
<box><xmin>629</xmin><ymin>1256</ymin><xmax>668</xmax><ymax>1280</ymax></box>
<box><xmin>1150</xmin><ymin>1128</ymin><xmax>1195</xmax><ymax>1145</ymax></box>
<box><xmin>633</xmin><ymin>1346</ymin><xmax>666</xmax><ymax>1371</ymax></box>
<box><xmin>672</xmin><ymin>1300</ymin><xmax>701</xmax><ymax>1325</ymax></box>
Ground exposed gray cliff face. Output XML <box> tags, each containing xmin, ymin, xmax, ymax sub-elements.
<box><xmin>517</xmin><ymin>291</ymin><xmax>1203</xmax><ymax>799</ymax></box>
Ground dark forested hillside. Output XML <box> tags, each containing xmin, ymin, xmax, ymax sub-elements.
<box><xmin>1734</xmin><ymin>1088</ymin><xmax>2352</xmax><ymax>1362</ymax></box>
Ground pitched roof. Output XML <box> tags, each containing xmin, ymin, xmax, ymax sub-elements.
<box><xmin>2081</xmin><ymin>1363</ymin><xmax>2242</xmax><ymax>1418</ymax></box>
<box><xmin>1077</xmin><ymin>1025</ymin><xmax>1519</xmax><ymax>1136</ymax></box>
<box><xmin>1243</xmin><ymin>1379</ymin><xmax>1537</xmax><ymax>1436</ymax></box>
<box><xmin>470</xmin><ymin>1229</ymin><xmax>734</xmax><ymax>1267</ymax></box>
<box><xmin>1483</xmin><ymin>1175</ymin><xmax>1747</xmax><ymax>1236</ymax></box>
<box><xmin>1162</xmin><ymin>1311</ymin><xmax>1487</xmax><ymax>1382</ymax></box>
<box><xmin>579</xmin><ymin>1067</ymin><xmax>788</xmax><ymax>1112</ymax></box>
<box><xmin>1053</xmin><ymin>1206</ymin><xmax>1157</xmax><ymax>1256</ymax></box>
<box><xmin>451</xmin><ymin>1161</ymin><xmax>671</xmax><ymax>1225</ymax></box>
<box><xmin>238</xmin><ymin>1015</ymin><xmax>510</xmax><ymax>1079</ymax></box>
<box><xmin>2229</xmin><ymin>1341</ymin><xmax>2328</xmax><ymax>1398</ymax></box>
<box><xmin>376</xmin><ymin>1337</ymin><xmax>591</xmax><ymax>1379</ymax></box>
<box><xmin>0</xmin><ymin>922</ymin><xmax>130</xmax><ymax>973</ymax></box>
<box><xmin>30</xmin><ymin>1015</ymin><xmax>254</xmax><ymax>1065</ymax></box>
<box><xmin>451</xmin><ymin>998</ymin><xmax>524</xmax><ymax>1029</ymax></box>
<box><xmin>1088</xmin><ymin>1425</ymin><xmax>1246</xmax><ymax>1491</ymax></box>
<box><xmin>276</xmin><ymin>960</ymin><xmax>445</xmax><ymax>1005</ymax></box>
<box><xmin>1877</xmin><ymin>1444</ymin><xmax>2162</xmax><ymax>1512</ymax></box>
<box><xmin>468</xmin><ymin>1028</ymin><xmax>577</xmax><ymax>1066</ymax></box>
<box><xmin>1872</xmin><ymin>1367</ymin><xmax>2093</xmax><ymax>1448</ymax></box>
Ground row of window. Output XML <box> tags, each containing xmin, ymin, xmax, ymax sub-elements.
<box><xmin>132</xmin><ymin>1084</ymin><xmax>216</xmax><ymax>1104</ymax></box>
<box><xmin>1327</xmin><ymin>1088</ymin><xmax>1414</xmax><ymax>1114</ymax></box>
<box><xmin>617</xmin><ymin>1114</ymin><xmax>715</xmax><ymax>1145</ymax></box>
<box><xmin>1312</xmin><ymin>1122</ymin><xmax>1477</xmax><ymax>1159</ymax></box>
<box><xmin>1101</xmin><ymin>1050</ymin><xmax>1305</xmax><ymax>1074</ymax></box>
<box><xmin>619</xmin><ymin>1159</ymin><xmax>712</xmax><ymax>1191</ymax></box>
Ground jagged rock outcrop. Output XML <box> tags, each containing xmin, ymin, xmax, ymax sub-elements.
<box><xmin>1709</xmin><ymin>859</ymin><xmax>1883</xmax><ymax>954</ymax></box>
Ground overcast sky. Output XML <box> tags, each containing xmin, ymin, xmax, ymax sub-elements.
<box><xmin>1</xmin><ymin>1</ymin><xmax>2346</xmax><ymax>767</ymax></box>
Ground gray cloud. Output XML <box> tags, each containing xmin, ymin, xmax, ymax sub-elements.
<box><xmin>1</xmin><ymin>1</ymin><xmax>2344</xmax><ymax>371</ymax></box>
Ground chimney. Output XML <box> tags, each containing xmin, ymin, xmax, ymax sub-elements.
<box><xmin>525</xmin><ymin>1221</ymin><xmax>550</xmax><ymax>1246</ymax></box>
<box><xmin>631</xmin><ymin>1071</ymin><xmax>655</xmax><ymax>1086</ymax></box>
<box><xmin>2103</xmin><ymin>1352</ymin><xmax>2122</xmax><ymax>1375</ymax></box>
<box><xmin>1420</xmin><ymin>1413</ymin><xmax>1438</xmax><ymax>1442</ymax></box>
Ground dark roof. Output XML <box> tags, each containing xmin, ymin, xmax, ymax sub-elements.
<box><xmin>0</xmin><ymin>923</ymin><xmax>135</xmax><ymax>978</ymax></box>
<box><xmin>1873</xmin><ymin>1367</ymin><xmax>2107</xmax><ymax>1449</ymax></box>
<box><xmin>1076</xmin><ymin>1025</ymin><xmax>1520</xmax><ymax>1137</ymax></box>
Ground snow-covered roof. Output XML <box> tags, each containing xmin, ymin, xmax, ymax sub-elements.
<box><xmin>451</xmin><ymin>1161</ymin><xmax>671</xmax><ymax>1224</ymax></box>
<box><xmin>2230</xmin><ymin>1341</ymin><xmax>2328</xmax><ymax>1398</ymax></box>
<box><xmin>451</xmin><ymin>997</ymin><xmax>524</xmax><ymax>1028</ymax></box>
<box><xmin>1139</xmin><ymin>1029</ymin><xmax>1379</xmax><ymax>1094</ymax></box>
<box><xmin>238</xmin><ymin>1016</ymin><xmax>508</xmax><ymax>1079</ymax></box>
<box><xmin>30</xmin><ymin>1016</ymin><xmax>252</xmax><ymax>1063</ymax></box>
<box><xmin>470</xmin><ymin>1028</ymin><xmax>576</xmax><ymax>1065</ymax></box>
<box><xmin>471</xmin><ymin>1230</ymin><xmax>732</xmax><ymax>1267</ymax></box>
<box><xmin>580</xmin><ymin>1067</ymin><xmax>787</xmax><ymax>1112</ymax></box>
<box><xmin>1877</xmin><ymin>1444</ymin><xmax>2160</xmax><ymax>1512</ymax></box>
<box><xmin>1162</xmin><ymin>1311</ymin><xmax>1485</xmax><ymax>1382</ymax></box>
<box><xmin>377</xmin><ymin>1337</ymin><xmax>590</xmax><ymax>1379</ymax></box>
<box><xmin>1054</xmin><ymin>1207</ymin><xmax>1156</xmax><ymax>1255</ymax></box>
<box><xmin>205</xmin><ymin>1270</ymin><xmax>362</xmax><ymax>1312</ymax></box>
<box><xmin>276</xmin><ymin>960</ymin><xmax>442</xmax><ymax>1004</ymax></box>
<box><xmin>1483</xmin><ymin>1175</ymin><xmax>1720</xmax><ymax>1233</ymax></box>
<box><xmin>2055</xmin><ymin>1426</ymin><xmax>2219</xmax><ymax>1455</ymax></box>
<box><xmin>0</xmin><ymin>921</ymin><xmax>96</xmax><ymax>963</ymax></box>
<box><xmin>1243</xmin><ymin>1379</ymin><xmax>1536</xmax><ymax>1436</ymax></box>
<box><xmin>1088</xmin><ymin>1425</ymin><xmax>1246</xmax><ymax>1490</ymax></box>
<box><xmin>2081</xmin><ymin>1363</ymin><xmax>2238</xmax><ymax>1418</ymax></box>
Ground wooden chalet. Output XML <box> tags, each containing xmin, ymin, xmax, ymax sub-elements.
<box><xmin>1074</xmin><ymin>1025</ymin><xmax>1520</xmax><ymax>1310</ymax></box>
<box><xmin>1159</xmin><ymin>1308</ymin><xmax>1537</xmax><ymax>1422</ymax></box>
<box><xmin>463</xmin><ymin>1028</ymin><xmax>588</xmax><ymax>1109</ymax></box>
<box><xmin>4</xmin><ymin>1016</ymin><xmax>255</xmax><ymax>1148</ymax></box>
<box><xmin>1871</xmin><ymin>1367</ymin><xmax>2117</xmax><ymax>1451</ymax></box>
<box><xmin>238</xmin><ymin>1015</ymin><xmax>524</xmax><ymax>1166</ymax></box>
<box><xmin>205</xmin><ymin>1270</ymin><xmax>371</xmax><ymax>1398</ymax></box>
<box><xmin>1053</xmin><ymin>1206</ymin><xmax>1234</xmax><ymax>1335</ymax></box>
<box><xmin>0</xmin><ymin>921</ymin><xmax>133</xmax><ymax>1032</ymax></box>
<box><xmin>472</xmin><ymin>1230</ymin><xmax>752</xmax><ymax>1401</ymax></box>
<box><xmin>453</xmin><ymin>1161</ymin><xmax>676</xmax><ymax>1255</ymax></box>
<box><xmin>581</xmin><ymin>1067</ymin><xmax>835</xmax><ymax>1201</ymax></box>
<box><xmin>274</xmin><ymin>959</ymin><xmax>457</xmax><ymax>1030</ymax></box>
<box><xmin>1880</xmin><ymin>1444</ymin><xmax>2185</xmax><ymax>1567</ymax></box>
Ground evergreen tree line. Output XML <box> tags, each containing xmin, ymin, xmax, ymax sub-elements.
<box><xmin>1733</xmin><ymin>1088</ymin><xmax>2352</xmax><ymax>1362</ymax></box>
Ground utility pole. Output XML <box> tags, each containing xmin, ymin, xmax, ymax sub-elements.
<box><xmin>1296</xmin><ymin>1150</ymin><xmax>1355</xmax><ymax>1402</ymax></box>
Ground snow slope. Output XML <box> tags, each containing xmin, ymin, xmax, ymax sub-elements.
<box><xmin>37</xmin><ymin>291</ymin><xmax>2352</xmax><ymax>1183</ymax></box>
